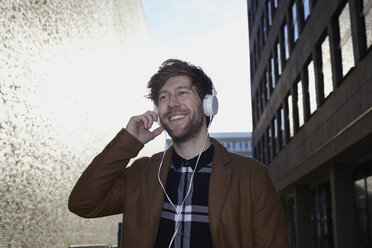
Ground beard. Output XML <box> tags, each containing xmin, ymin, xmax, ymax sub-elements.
<box><xmin>162</xmin><ymin>104</ymin><xmax>205</xmax><ymax>144</ymax></box>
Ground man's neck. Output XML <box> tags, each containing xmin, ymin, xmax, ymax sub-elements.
<box><xmin>172</xmin><ymin>130</ymin><xmax>212</xmax><ymax>160</ymax></box>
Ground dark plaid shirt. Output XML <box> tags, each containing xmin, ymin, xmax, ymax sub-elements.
<box><xmin>155</xmin><ymin>144</ymin><xmax>214</xmax><ymax>248</ymax></box>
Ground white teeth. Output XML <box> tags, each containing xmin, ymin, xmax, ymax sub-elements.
<box><xmin>170</xmin><ymin>115</ymin><xmax>185</xmax><ymax>121</ymax></box>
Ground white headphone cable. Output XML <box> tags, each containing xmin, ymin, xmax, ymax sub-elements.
<box><xmin>157</xmin><ymin>128</ymin><xmax>210</xmax><ymax>248</ymax></box>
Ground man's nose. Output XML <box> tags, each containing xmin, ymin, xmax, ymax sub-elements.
<box><xmin>168</xmin><ymin>95</ymin><xmax>180</xmax><ymax>108</ymax></box>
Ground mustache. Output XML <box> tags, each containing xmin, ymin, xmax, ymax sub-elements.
<box><xmin>163</xmin><ymin>109</ymin><xmax>189</xmax><ymax>117</ymax></box>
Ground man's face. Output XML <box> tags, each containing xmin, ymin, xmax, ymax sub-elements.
<box><xmin>157</xmin><ymin>75</ymin><xmax>205</xmax><ymax>143</ymax></box>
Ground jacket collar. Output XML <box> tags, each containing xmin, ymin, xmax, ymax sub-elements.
<box><xmin>147</xmin><ymin>138</ymin><xmax>232</xmax><ymax>246</ymax></box>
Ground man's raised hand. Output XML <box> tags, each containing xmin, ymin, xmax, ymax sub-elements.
<box><xmin>125</xmin><ymin>111</ymin><xmax>164</xmax><ymax>144</ymax></box>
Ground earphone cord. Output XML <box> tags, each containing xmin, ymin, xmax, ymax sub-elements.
<box><xmin>157</xmin><ymin>125</ymin><xmax>211</xmax><ymax>248</ymax></box>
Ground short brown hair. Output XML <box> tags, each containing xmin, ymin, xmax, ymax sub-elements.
<box><xmin>147</xmin><ymin>59</ymin><xmax>213</xmax><ymax>106</ymax></box>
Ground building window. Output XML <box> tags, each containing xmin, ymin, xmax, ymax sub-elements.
<box><xmin>355</xmin><ymin>177</ymin><xmax>371</xmax><ymax>247</ymax></box>
<box><xmin>338</xmin><ymin>2</ymin><xmax>355</xmax><ymax>77</ymax></box>
<box><xmin>263</xmin><ymin>14</ymin><xmax>267</xmax><ymax>42</ymax></box>
<box><xmin>312</xmin><ymin>182</ymin><xmax>334</xmax><ymax>248</ymax></box>
<box><xmin>254</xmin><ymin>41</ymin><xmax>258</xmax><ymax>69</ymax></box>
<box><xmin>277</xmin><ymin>41</ymin><xmax>282</xmax><ymax>75</ymax></box>
<box><xmin>279</xmin><ymin>105</ymin><xmax>286</xmax><ymax>148</ymax></box>
<box><xmin>268</xmin><ymin>0</ymin><xmax>273</xmax><ymax>27</ymax></box>
<box><xmin>256</xmin><ymin>90</ymin><xmax>261</xmax><ymax>118</ymax></box>
<box><xmin>261</xmin><ymin>80</ymin><xmax>266</xmax><ymax>108</ymax></box>
<box><xmin>283</xmin><ymin>196</ymin><xmax>297</xmax><ymax>248</ymax></box>
<box><xmin>247</xmin><ymin>141</ymin><xmax>252</xmax><ymax>153</ymax></box>
<box><xmin>297</xmin><ymin>80</ymin><xmax>305</xmax><ymax>127</ymax></box>
<box><xmin>266</xmin><ymin>126</ymin><xmax>272</xmax><ymax>163</ymax></box>
<box><xmin>291</xmin><ymin>2</ymin><xmax>299</xmax><ymax>43</ymax></box>
<box><xmin>258</xmin><ymin>27</ymin><xmax>263</xmax><ymax>55</ymax></box>
<box><xmin>303</xmin><ymin>0</ymin><xmax>311</xmax><ymax>21</ymax></box>
<box><xmin>261</xmin><ymin>135</ymin><xmax>267</xmax><ymax>164</ymax></box>
<box><xmin>284</xmin><ymin>24</ymin><xmax>290</xmax><ymax>60</ymax></box>
<box><xmin>265</xmin><ymin>69</ymin><xmax>271</xmax><ymax>101</ymax></box>
<box><xmin>354</xmin><ymin>162</ymin><xmax>372</xmax><ymax>247</ymax></box>
<box><xmin>287</xmin><ymin>94</ymin><xmax>295</xmax><ymax>138</ymax></box>
<box><xmin>272</xmin><ymin>117</ymin><xmax>278</xmax><ymax>156</ymax></box>
<box><xmin>321</xmin><ymin>36</ymin><xmax>334</xmax><ymax>99</ymax></box>
<box><xmin>271</xmin><ymin>55</ymin><xmax>276</xmax><ymax>89</ymax></box>
<box><xmin>363</xmin><ymin>0</ymin><xmax>372</xmax><ymax>48</ymax></box>
<box><xmin>307</xmin><ymin>60</ymin><xmax>317</xmax><ymax>115</ymax></box>
<box><xmin>252</xmin><ymin>99</ymin><xmax>256</xmax><ymax>127</ymax></box>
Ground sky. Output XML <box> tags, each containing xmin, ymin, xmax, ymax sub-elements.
<box><xmin>140</xmin><ymin>0</ymin><xmax>252</xmax><ymax>133</ymax></box>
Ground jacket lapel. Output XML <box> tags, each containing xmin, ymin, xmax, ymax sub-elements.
<box><xmin>208</xmin><ymin>140</ymin><xmax>232</xmax><ymax>241</ymax></box>
<box><xmin>147</xmin><ymin>146</ymin><xmax>173</xmax><ymax>247</ymax></box>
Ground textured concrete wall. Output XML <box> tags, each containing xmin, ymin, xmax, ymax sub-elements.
<box><xmin>0</xmin><ymin>0</ymin><xmax>149</xmax><ymax>247</ymax></box>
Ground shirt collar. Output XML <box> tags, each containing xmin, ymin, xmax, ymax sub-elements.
<box><xmin>172</xmin><ymin>142</ymin><xmax>214</xmax><ymax>170</ymax></box>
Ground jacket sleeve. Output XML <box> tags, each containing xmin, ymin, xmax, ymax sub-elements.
<box><xmin>252</xmin><ymin>165</ymin><xmax>289</xmax><ymax>248</ymax></box>
<box><xmin>68</xmin><ymin>128</ymin><xmax>144</xmax><ymax>218</ymax></box>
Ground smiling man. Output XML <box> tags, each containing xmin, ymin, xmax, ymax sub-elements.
<box><xmin>68</xmin><ymin>59</ymin><xmax>288</xmax><ymax>248</ymax></box>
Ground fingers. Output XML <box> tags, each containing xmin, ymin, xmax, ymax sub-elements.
<box><xmin>125</xmin><ymin>111</ymin><xmax>164</xmax><ymax>144</ymax></box>
<box><xmin>151</xmin><ymin>126</ymin><xmax>164</xmax><ymax>138</ymax></box>
<box><xmin>126</xmin><ymin>110</ymin><xmax>159</xmax><ymax>133</ymax></box>
<box><xmin>142</xmin><ymin>111</ymin><xmax>157</xmax><ymax>129</ymax></box>
<box><xmin>130</xmin><ymin>111</ymin><xmax>156</xmax><ymax>129</ymax></box>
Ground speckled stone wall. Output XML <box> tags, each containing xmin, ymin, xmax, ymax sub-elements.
<box><xmin>0</xmin><ymin>0</ymin><xmax>149</xmax><ymax>247</ymax></box>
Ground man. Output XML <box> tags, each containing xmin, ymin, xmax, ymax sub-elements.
<box><xmin>68</xmin><ymin>59</ymin><xmax>288</xmax><ymax>247</ymax></box>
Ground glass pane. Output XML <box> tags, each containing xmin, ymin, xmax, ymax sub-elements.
<box><xmin>256</xmin><ymin>91</ymin><xmax>260</xmax><ymax>116</ymax></box>
<box><xmin>268</xmin><ymin>0</ymin><xmax>272</xmax><ymax>26</ymax></box>
<box><xmin>284</xmin><ymin>24</ymin><xmax>290</xmax><ymax>60</ymax></box>
<box><xmin>303</xmin><ymin>0</ymin><xmax>310</xmax><ymax>20</ymax></box>
<box><xmin>339</xmin><ymin>3</ymin><xmax>355</xmax><ymax>76</ymax></box>
<box><xmin>297</xmin><ymin>81</ymin><xmax>304</xmax><ymax>127</ymax></box>
<box><xmin>273</xmin><ymin>117</ymin><xmax>278</xmax><ymax>154</ymax></box>
<box><xmin>280</xmin><ymin>107</ymin><xmax>286</xmax><ymax>146</ymax></box>
<box><xmin>321</xmin><ymin>36</ymin><xmax>334</xmax><ymax>98</ymax></box>
<box><xmin>277</xmin><ymin>42</ymin><xmax>282</xmax><ymax>75</ymax></box>
<box><xmin>288</xmin><ymin>94</ymin><xmax>294</xmax><ymax>137</ymax></box>
<box><xmin>261</xmin><ymin>82</ymin><xmax>265</xmax><ymax>107</ymax></box>
<box><xmin>363</xmin><ymin>0</ymin><xmax>372</xmax><ymax>47</ymax></box>
<box><xmin>267</xmin><ymin>126</ymin><xmax>272</xmax><ymax>162</ymax></box>
<box><xmin>266</xmin><ymin>70</ymin><xmax>271</xmax><ymax>100</ymax></box>
<box><xmin>261</xmin><ymin>136</ymin><xmax>266</xmax><ymax>163</ymax></box>
<box><xmin>355</xmin><ymin>178</ymin><xmax>369</xmax><ymax>246</ymax></box>
<box><xmin>308</xmin><ymin>61</ymin><xmax>317</xmax><ymax>114</ymax></box>
<box><xmin>271</xmin><ymin>56</ymin><xmax>276</xmax><ymax>88</ymax></box>
<box><xmin>312</xmin><ymin>183</ymin><xmax>333</xmax><ymax>247</ymax></box>
<box><xmin>367</xmin><ymin>175</ymin><xmax>372</xmax><ymax>242</ymax></box>
<box><xmin>263</xmin><ymin>16</ymin><xmax>267</xmax><ymax>41</ymax></box>
<box><xmin>292</xmin><ymin>3</ymin><xmax>299</xmax><ymax>42</ymax></box>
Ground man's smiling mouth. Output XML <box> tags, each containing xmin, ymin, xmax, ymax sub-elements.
<box><xmin>170</xmin><ymin>115</ymin><xmax>186</xmax><ymax>121</ymax></box>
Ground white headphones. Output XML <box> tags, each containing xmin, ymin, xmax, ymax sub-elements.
<box><xmin>154</xmin><ymin>84</ymin><xmax>219</xmax><ymax>121</ymax></box>
<box><xmin>203</xmin><ymin>86</ymin><xmax>219</xmax><ymax>117</ymax></box>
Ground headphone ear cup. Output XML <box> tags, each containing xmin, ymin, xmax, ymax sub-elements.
<box><xmin>203</xmin><ymin>94</ymin><xmax>219</xmax><ymax>117</ymax></box>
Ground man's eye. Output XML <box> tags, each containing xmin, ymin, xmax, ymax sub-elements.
<box><xmin>159</xmin><ymin>95</ymin><xmax>168</xmax><ymax>101</ymax></box>
<box><xmin>179</xmin><ymin>90</ymin><xmax>188</xmax><ymax>96</ymax></box>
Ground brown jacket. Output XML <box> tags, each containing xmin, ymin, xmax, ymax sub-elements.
<box><xmin>68</xmin><ymin>129</ymin><xmax>288</xmax><ymax>247</ymax></box>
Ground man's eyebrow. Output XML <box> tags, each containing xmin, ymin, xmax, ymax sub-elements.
<box><xmin>158</xmin><ymin>86</ymin><xmax>193</xmax><ymax>95</ymax></box>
